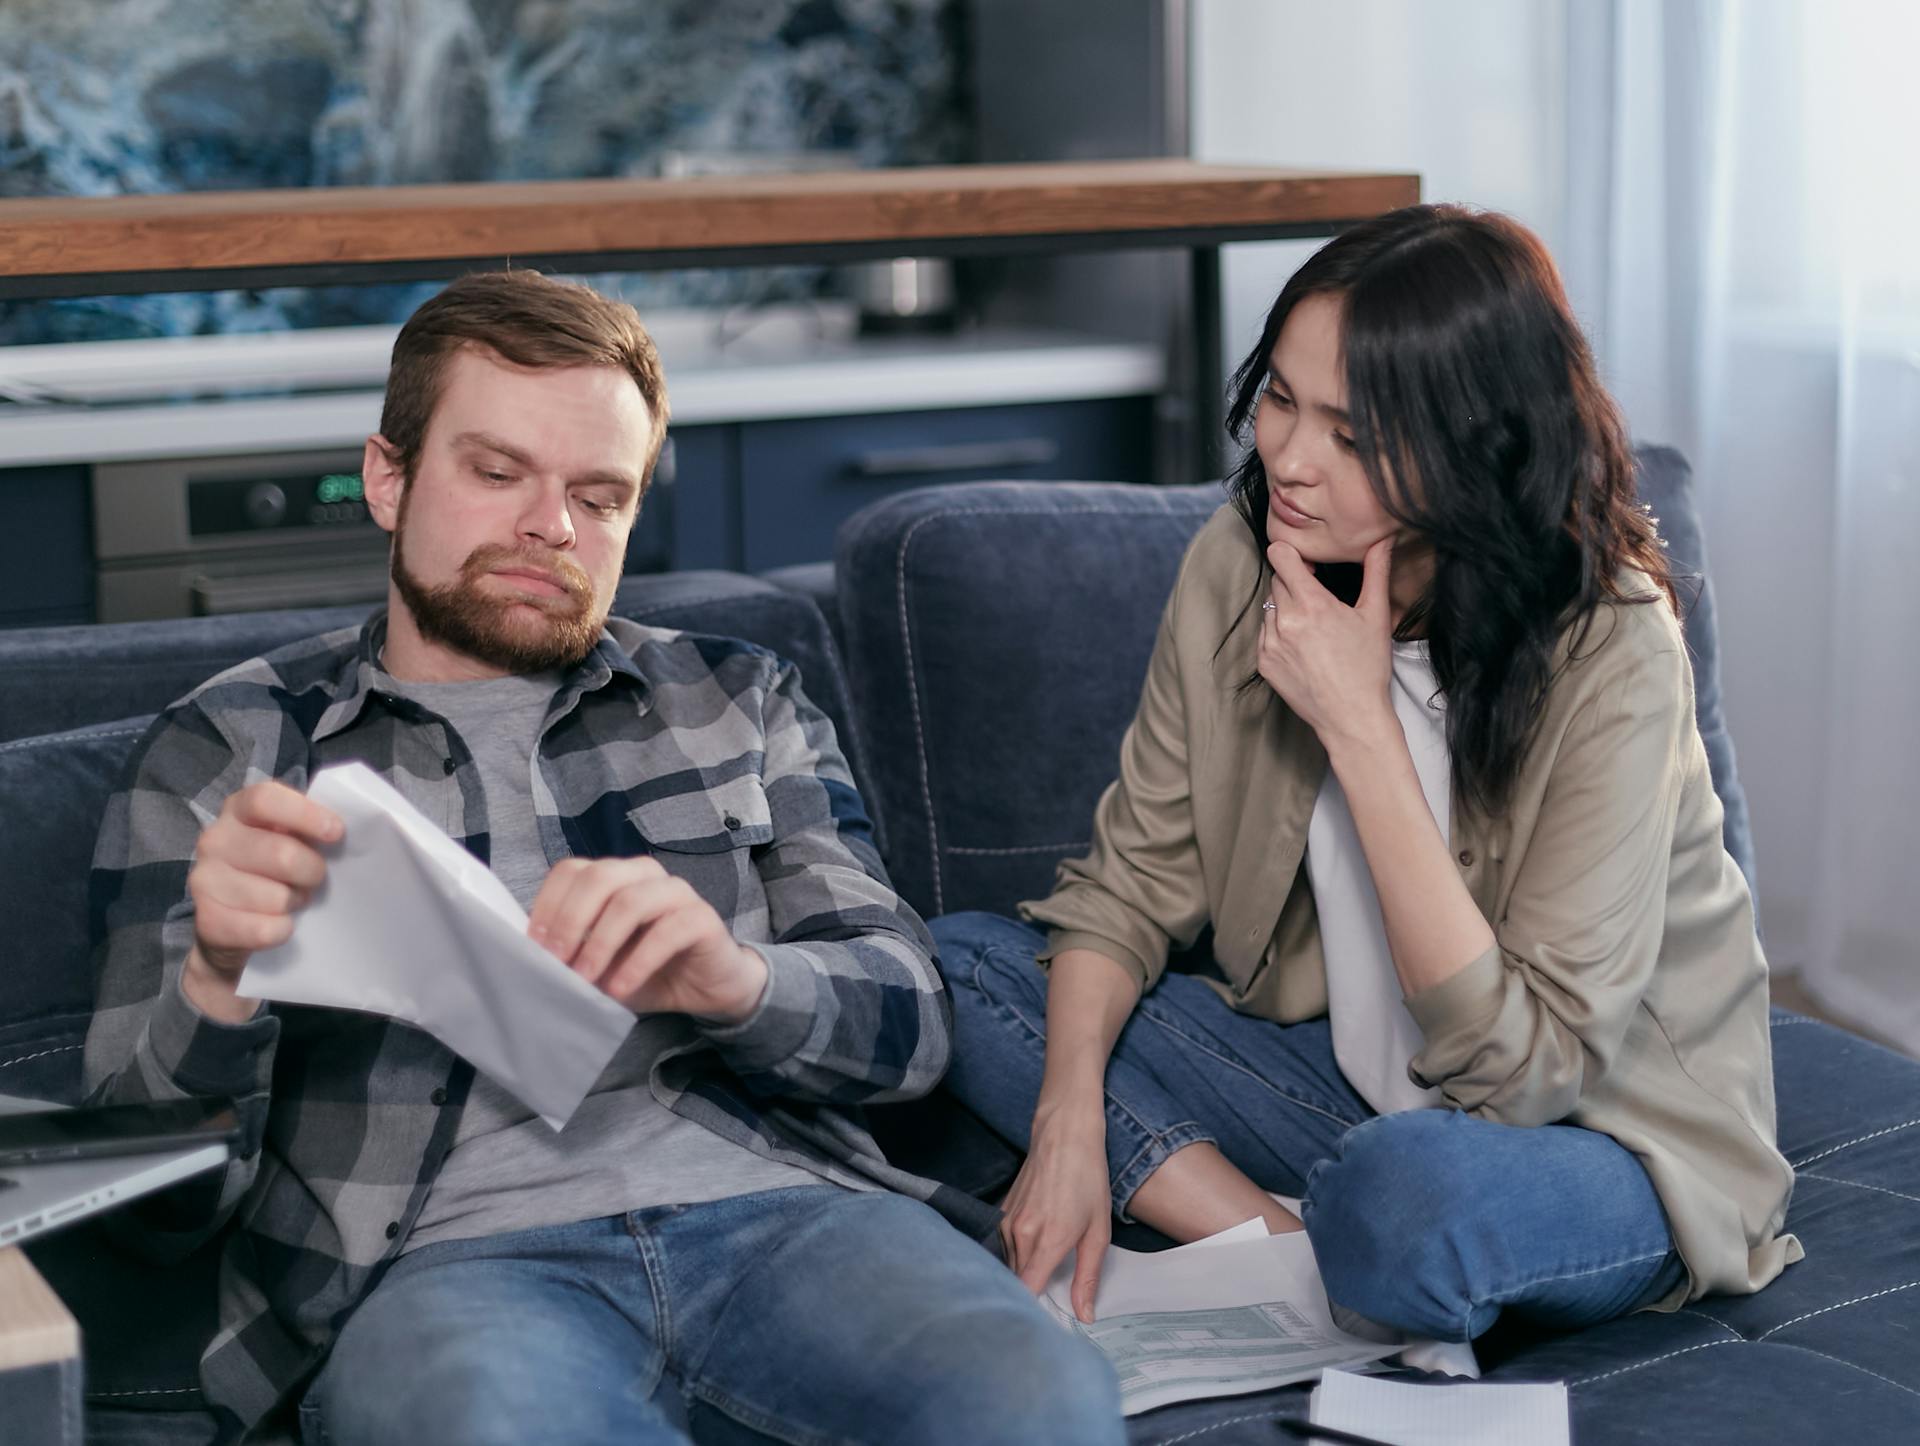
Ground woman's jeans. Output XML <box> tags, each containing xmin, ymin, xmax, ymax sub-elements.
<box><xmin>934</xmin><ymin>911</ymin><xmax>1688</xmax><ymax>1344</ymax></box>
<box><xmin>300</xmin><ymin>1184</ymin><xmax>1123</xmax><ymax>1446</ymax></box>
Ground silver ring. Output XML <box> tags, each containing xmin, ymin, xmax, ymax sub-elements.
<box><xmin>1261</xmin><ymin>600</ymin><xmax>1276</xmax><ymax>613</ymax></box>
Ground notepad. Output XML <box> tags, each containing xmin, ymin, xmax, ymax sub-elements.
<box><xmin>1311</xmin><ymin>1368</ymin><xmax>1570</xmax><ymax>1446</ymax></box>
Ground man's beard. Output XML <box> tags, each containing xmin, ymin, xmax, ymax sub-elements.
<box><xmin>390</xmin><ymin>510</ymin><xmax>604</xmax><ymax>674</ymax></box>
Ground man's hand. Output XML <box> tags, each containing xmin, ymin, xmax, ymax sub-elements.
<box><xmin>526</xmin><ymin>857</ymin><xmax>769</xmax><ymax>1022</ymax></box>
<box><xmin>185</xmin><ymin>780</ymin><xmax>342</xmax><ymax>1024</ymax></box>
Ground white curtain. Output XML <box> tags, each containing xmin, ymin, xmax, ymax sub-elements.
<box><xmin>1568</xmin><ymin>0</ymin><xmax>1920</xmax><ymax>1049</ymax></box>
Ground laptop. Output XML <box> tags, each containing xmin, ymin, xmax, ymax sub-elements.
<box><xmin>0</xmin><ymin>1095</ymin><xmax>231</xmax><ymax>1249</ymax></box>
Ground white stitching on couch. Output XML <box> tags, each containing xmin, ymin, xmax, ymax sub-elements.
<box><xmin>1799</xmin><ymin>1171</ymin><xmax>1920</xmax><ymax>1207</ymax></box>
<box><xmin>1759</xmin><ymin>1343</ymin><xmax>1920</xmax><ymax>1402</ymax></box>
<box><xmin>1678</xmin><ymin>1306</ymin><xmax>1744</xmax><ymax>1340</ymax></box>
<box><xmin>1758</xmin><ymin>1280</ymin><xmax>1920</xmax><ymax>1340</ymax></box>
<box><xmin>1573</xmin><ymin>1337</ymin><xmax>1737</xmax><ymax>1386</ymax></box>
<box><xmin>85</xmin><ymin>1386</ymin><xmax>201</xmax><ymax>1399</ymax></box>
<box><xmin>1791</xmin><ymin>1118</ymin><xmax>1920</xmax><ymax>1169</ymax></box>
<box><xmin>0</xmin><ymin>726</ymin><xmax>148</xmax><ymax>756</ymax></box>
<box><xmin>894</xmin><ymin>513</ymin><xmax>947</xmax><ymax>914</ymax></box>
<box><xmin>1153</xmin><ymin>1409</ymin><xmax>1284</xmax><ymax>1444</ymax></box>
<box><xmin>0</xmin><ymin>1043</ymin><xmax>82</xmax><ymax>1071</ymax></box>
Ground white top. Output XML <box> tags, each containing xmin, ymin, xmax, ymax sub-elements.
<box><xmin>1308</xmin><ymin>640</ymin><xmax>1451</xmax><ymax>1115</ymax></box>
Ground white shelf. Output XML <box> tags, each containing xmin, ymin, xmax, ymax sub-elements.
<box><xmin>0</xmin><ymin>311</ymin><xmax>1165</xmax><ymax>468</ymax></box>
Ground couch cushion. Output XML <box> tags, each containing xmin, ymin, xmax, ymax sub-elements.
<box><xmin>0</xmin><ymin>606</ymin><xmax>372</xmax><ymax>745</ymax></box>
<box><xmin>835</xmin><ymin>480</ymin><xmax>1224</xmax><ymax>921</ymax></box>
<box><xmin>1634</xmin><ymin>445</ymin><xmax>1758</xmax><ymax>895</ymax></box>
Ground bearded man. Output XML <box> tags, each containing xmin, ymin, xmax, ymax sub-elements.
<box><xmin>83</xmin><ymin>271</ymin><xmax>1122</xmax><ymax>1446</ymax></box>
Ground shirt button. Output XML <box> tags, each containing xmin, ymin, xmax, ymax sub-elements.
<box><xmin>723</xmin><ymin>814</ymin><xmax>742</xmax><ymax>830</ymax></box>
<box><xmin>430</xmin><ymin>1087</ymin><xmax>448</xmax><ymax>1106</ymax></box>
<box><xmin>442</xmin><ymin>757</ymin><xmax>457</xmax><ymax>775</ymax></box>
<box><xmin>385</xmin><ymin>1221</ymin><xmax>401</xmax><ymax>1240</ymax></box>
<box><xmin>1457</xmin><ymin>848</ymin><xmax>1475</xmax><ymax>867</ymax></box>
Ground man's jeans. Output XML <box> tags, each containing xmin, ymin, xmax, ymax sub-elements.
<box><xmin>300</xmin><ymin>1184</ymin><xmax>1123</xmax><ymax>1446</ymax></box>
<box><xmin>934</xmin><ymin>911</ymin><xmax>1688</xmax><ymax>1344</ymax></box>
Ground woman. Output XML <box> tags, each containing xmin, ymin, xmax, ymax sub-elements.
<box><xmin>932</xmin><ymin>204</ymin><xmax>1800</xmax><ymax>1340</ymax></box>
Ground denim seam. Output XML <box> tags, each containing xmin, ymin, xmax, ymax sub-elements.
<box><xmin>1789</xmin><ymin>1117</ymin><xmax>1919</xmax><ymax>1169</ymax></box>
<box><xmin>1757</xmin><ymin>1279</ymin><xmax>1920</xmax><ymax>1340</ymax></box>
<box><xmin>1574</xmin><ymin>1337</ymin><xmax>1737</xmax><ymax>1387</ymax></box>
<box><xmin>1111</xmin><ymin>1121</ymin><xmax>1215</xmax><ymax>1222</ymax></box>
<box><xmin>974</xmin><ymin>946</ymin><xmax>1195</xmax><ymax>1151</ymax></box>
<box><xmin>969</xmin><ymin>945</ymin><xmax>1218</xmax><ymax>1219</ymax></box>
<box><xmin>624</xmin><ymin>1214</ymin><xmax>677</xmax><ymax>1387</ymax></box>
<box><xmin>1798</xmin><ymin>1170</ymin><xmax>1920</xmax><ymax>1207</ymax></box>
<box><xmin>685</xmin><ymin>1379</ymin><xmax>853</xmax><ymax>1446</ymax></box>
<box><xmin>1458</xmin><ymin>1247</ymin><xmax>1673</xmax><ymax>1340</ymax></box>
<box><xmin>1136</xmin><ymin>1003</ymin><xmax>1366</xmax><ymax>1132</ymax></box>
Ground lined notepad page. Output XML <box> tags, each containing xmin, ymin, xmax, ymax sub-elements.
<box><xmin>1311</xmin><ymin>1369</ymin><xmax>1570</xmax><ymax>1446</ymax></box>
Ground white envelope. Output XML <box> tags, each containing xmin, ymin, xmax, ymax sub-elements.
<box><xmin>238</xmin><ymin>763</ymin><xmax>635</xmax><ymax>1128</ymax></box>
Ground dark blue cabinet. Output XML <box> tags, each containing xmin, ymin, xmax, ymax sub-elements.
<box><xmin>0</xmin><ymin>465</ymin><xmax>93</xmax><ymax>627</ymax></box>
<box><xmin>735</xmin><ymin>397</ymin><xmax>1153</xmax><ymax>572</ymax></box>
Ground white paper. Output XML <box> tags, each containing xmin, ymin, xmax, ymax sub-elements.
<box><xmin>1041</xmin><ymin>1222</ymin><xmax>1402</xmax><ymax>1416</ymax></box>
<box><xmin>238</xmin><ymin>763</ymin><xmax>635</xmax><ymax>1128</ymax></box>
<box><xmin>1312</xmin><ymin>1368</ymin><xmax>1569</xmax><ymax>1445</ymax></box>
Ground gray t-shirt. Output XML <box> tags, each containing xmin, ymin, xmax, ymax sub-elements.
<box><xmin>380</xmin><ymin>669</ymin><xmax>825</xmax><ymax>1254</ymax></box>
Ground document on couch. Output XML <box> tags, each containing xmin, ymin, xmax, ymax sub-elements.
<box><xmin>1041</xmin><ymin>1219</ymin><xmax>1405</xmax><ymax>1416</ymax></box>
<box><xmin>238</xmin><ymin>763</ymin><xmax>636</xmax><ymax>1129</ymax></box>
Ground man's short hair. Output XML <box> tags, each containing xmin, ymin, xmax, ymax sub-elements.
<box><xmin>380</xmin><ymin>269</ymin><xmax>670</xmax><ymax>486</ymax></box>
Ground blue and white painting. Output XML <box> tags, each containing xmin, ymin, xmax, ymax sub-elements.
<box><xmin>0</xmin><ymin>0</ymin><xmax>968</xmax><ymax>343</ymax></box>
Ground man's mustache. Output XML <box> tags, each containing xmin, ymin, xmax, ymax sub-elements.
<box><xmin>458</xmin><ymin>544</ymin><xmax>594</xmax><ymax>603</ymax></box>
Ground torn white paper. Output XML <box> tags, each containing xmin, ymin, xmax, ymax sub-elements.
<box><xmin>238</xmin><ymin>763</ymin><xmax>635</xmax><ymax>1128</ymax></box>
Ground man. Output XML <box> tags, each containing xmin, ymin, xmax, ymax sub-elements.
<box><xmin>85</xmin><ymin>271</ymin><xmax>1122</xmax><ymax>1446</ymax></box>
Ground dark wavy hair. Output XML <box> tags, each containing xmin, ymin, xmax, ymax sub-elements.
<box><xmin>1224</xmin><ymin>203</ymin><xmax>1674</xmax><ymax>818</ymax></box>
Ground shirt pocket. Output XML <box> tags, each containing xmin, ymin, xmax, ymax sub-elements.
<box><xmin>627</xmin><ymin>777</ymin><xmax>775</xmax><ymax>924</ymax></box>
<box><xmin>626</xmin><ymin>775</ymin><xmax>775</xmax><ymax>855</ymax></box>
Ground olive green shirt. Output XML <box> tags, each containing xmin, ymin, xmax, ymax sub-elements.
<box><xmin>1022</xmin><ymin>506</ymin><xmax>1800</xmax><ymax>1306</ymax></box>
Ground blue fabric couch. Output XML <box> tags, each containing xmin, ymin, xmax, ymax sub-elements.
<box><xmin>1</xmin><ymin>454</ymin><xmax>1915</xmax><ymax>1444</ymax></box>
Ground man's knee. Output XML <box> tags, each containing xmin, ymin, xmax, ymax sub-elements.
<box><xmin>905</xmin><ymin>1306</ymin><xmax>1125</xmax><ymax>1446</ymax></box>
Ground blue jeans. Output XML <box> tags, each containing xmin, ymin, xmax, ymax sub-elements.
<box><xmin>299</xmin><ymin>1184</ymin><xmax>1123</xmax><ymax>1446</ymax></box>
<box><xmin>934</xmin><ymin>911</ymin><xmax>1688</xmax><ymax>1344</ymax></box>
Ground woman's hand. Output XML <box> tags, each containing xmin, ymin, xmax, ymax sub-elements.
<box><xmin>1258</xmin><ymin>536</ymin><xmax>1398</xmax><ymax>749</ymax></box>
<box><xmin>1000</xmin><ymin>1100</ymin><xmax>1114</xmax><ymax>1322</ymax></box>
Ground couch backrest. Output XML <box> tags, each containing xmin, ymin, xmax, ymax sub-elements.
<box><xmin>833</xmin><ymin>448</ymin><xmax>1756</xmax><ymax>927</ymax></box>
<box><xmin>0</xmin><ymin>572</ymin><xmax>865</xmax><ymax>1104</ymax></box>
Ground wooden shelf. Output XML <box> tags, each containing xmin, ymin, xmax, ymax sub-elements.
<box><xmin>0</xmin><ymin>160</ymin><xmax>1419</xmax><ymax>298</ymax></box>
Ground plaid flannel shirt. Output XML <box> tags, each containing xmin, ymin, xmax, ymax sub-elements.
<box><xmin>84</xmin><ymin>612</ymin><xmax>995</xmax><ymax>1442</ymax></box>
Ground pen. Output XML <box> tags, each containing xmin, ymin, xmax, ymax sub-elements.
<box><xmin>1275</xmin><ymin>1417</ymin><xmax>1402</xmax><ymax>1446</ymax></box>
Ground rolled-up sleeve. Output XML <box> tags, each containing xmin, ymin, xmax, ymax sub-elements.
<box><xmin>1405</xmin><ymin>645</ymin><xmax>1687</xmax><ymax>1125</ymax></box>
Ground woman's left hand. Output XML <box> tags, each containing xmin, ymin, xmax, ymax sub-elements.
<box><xmin>1257</xmin><ymin>536</ymin><xmax>1398</xmax><ymax>748</ymax></box>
